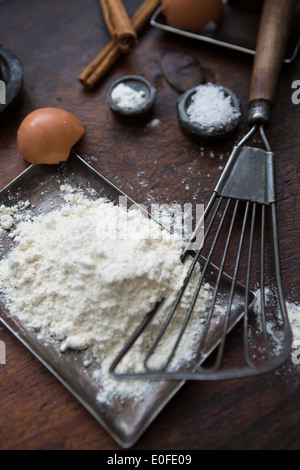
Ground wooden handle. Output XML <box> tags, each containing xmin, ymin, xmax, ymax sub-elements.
<box><xmin>249</xmin><ymin>0</ymin><xmax>296</xmax><ymax>104</ymax></box>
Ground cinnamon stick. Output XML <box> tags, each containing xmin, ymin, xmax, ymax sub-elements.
<box><xmin>79</xmin><ymin>0</ymin><xmax>161</xmax><ymax>90</ymax></box>
<box><xmin>99</xmin><ymin>0</ymin><xmax>138</xmax><ymax>53</ymax></box>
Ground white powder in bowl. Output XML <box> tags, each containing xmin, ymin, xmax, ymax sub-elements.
<box><xmin>187</xmin><ymin>83</ymin><xmax>241</xmax><ymax>128</ymax></box>
<box><xmin>286</xmin><ymin>301</ymin><xmax>300</xmax><ymax>342</ymax></box>
<box><xmin>111</xmin><ymin>83</ymin><xmax>146</xmax><ymax>110</ymax></box>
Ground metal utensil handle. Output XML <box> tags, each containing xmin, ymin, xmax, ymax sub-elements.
<box><xmin>248</xmin><ymin>0</ymin><xmax>296</xmax><ymax>126</ymax></box>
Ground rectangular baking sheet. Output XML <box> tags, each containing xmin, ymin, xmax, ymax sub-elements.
<box><xmin>151</xmin><ymin>5</ymin><xmax>300</xmax><ymax>64</ymax></box>
<box><xmin>0</xmin><ymin>153</ymin><xmax>253</xmax><ymax>447</ymax></box>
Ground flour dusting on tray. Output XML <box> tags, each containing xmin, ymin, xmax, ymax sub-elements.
<box><xmin>0</xmin><ymin>186</ymin><xmax>211</xmax><ymax>404</ymax></box>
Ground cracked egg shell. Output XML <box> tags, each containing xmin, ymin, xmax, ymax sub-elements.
<box><xmin>17</xmin><ymin>108</ymin><xmax>85</xmax><ymax>164</ymax></box>
<box><xmin>162</xmin><ymin>0</ymin><xmax>223</xmax><ymax>32</ymax></box>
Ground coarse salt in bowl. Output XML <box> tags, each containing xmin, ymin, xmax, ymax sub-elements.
<box><xmin>177</xmin><ymin>83</ymin><xmax>242</xmax><ymax>141</ymax></box>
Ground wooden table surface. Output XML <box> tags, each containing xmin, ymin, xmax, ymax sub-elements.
<box><xmin>0</xmin><ymin>0</ymin><xmax>300</xmax><ymax>450</ymax></box>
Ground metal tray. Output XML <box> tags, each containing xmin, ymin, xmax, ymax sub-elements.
<box><xmin>151</xmin><ymin>5</ymin><xmax>300</xmax><ymax>64</ymax></box>
<box><xmin>0</xmin><ymin>153</ymin><xmax>253</xmax><ymax>447</ymax></box>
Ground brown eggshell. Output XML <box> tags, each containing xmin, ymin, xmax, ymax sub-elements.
<box><xmin>17</xmin><ymin>108</ymin><xmax>85</xmax><ymax>164</ymax></box>
<box><xmin>162</xmin><ymin>0</ymin><xmax>223</xmax><ymax>32</ymax></box>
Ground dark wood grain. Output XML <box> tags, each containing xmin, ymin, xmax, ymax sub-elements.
<box><xmin>0</xmin><ymin>0</ymin><xmax>299</xmax><ymax>450</ymax></box>
<box><xmin>250</xmin><ymin>0</ymin><xmax>296</xmax><ymax>104</ymax></box>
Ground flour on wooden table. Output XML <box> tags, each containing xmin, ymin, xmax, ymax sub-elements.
<box><xmin>253</xmin><ymin>288</ymin><xmax>300</xmax><ymax>359</ymax></box>
<box><xmin>286</xmin><ymin>301</ymin><xmax>300</xmax><ymax>343</ymax></box>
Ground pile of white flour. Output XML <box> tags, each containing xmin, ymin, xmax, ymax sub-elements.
<box><xmin>0</xmin><ymin>187</ymin><xmax>211</xmax><ymax>404</ymax></box>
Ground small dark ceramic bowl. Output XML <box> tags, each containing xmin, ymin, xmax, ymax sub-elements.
<box><xmin>107</xmin><ymin>75</ymin><xmax>156</xmax><ymax>118</ymax></box>
<box><xmin>0</xmin><ymin>46</ymin><xmax>23</xmax><ymax>115</ymax></box>
<box><xmin>177</xmin><ymin>84</ymin><xmax>242</xmax><ymax>142</ymax></box>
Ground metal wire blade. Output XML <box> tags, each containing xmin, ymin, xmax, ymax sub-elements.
<box><xmin>110</xmin><ymin>127</ymin><xmax>293</xmax><ymax>382</ymax></box>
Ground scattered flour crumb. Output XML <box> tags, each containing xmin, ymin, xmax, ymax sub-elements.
<box><xmin>148</xmin><ymin>118</ymin><xmax>161</xmax><ymax>128</ymax></box>
<box><xmin>0</xmin><ymin>200</ymin><xmax>31</xmax><ymax>234</ymax></box>
<box><xmin>60</xmin><ymin>184</ymin><xmax>75</xmax><ymax>194</ymax></box>
<box><xmin>1</xmin><ymin>215</ymin><xmax>14</xmax><ymax>230</ymax></box>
